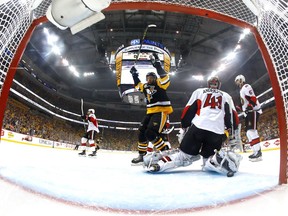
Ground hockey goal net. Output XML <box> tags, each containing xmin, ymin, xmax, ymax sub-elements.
<box><xmin>0</xmin><ymin>0</ymin><xmax>287</xmax><ymax>184</ymax></box>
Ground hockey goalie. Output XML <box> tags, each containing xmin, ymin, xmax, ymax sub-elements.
<box><xmin>143</xmin><ymin>76</ymin><xmax>243</xmax><ymax>177</ymax></box>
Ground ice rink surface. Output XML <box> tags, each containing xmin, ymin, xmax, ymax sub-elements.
<box><xmin>0</xmin><ymin>140</ymin><xmax>288</xmax><ymax>216</ymax></box>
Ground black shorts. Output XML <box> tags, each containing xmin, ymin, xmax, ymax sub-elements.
<box><xmin>180</xmin><ymin>124</ymin><xmax>224</xmax><ymax>158</ymax></box>
<box><xmin>245</xmin><ymin>111</ymin><xmax>260</xmax><ymax>131</ymax></box>
<box><xmin>84</xmin><ymin>130</ymin><xmax>97</xmax><ymax>140</ymax></box>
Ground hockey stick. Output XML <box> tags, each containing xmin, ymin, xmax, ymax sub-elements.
<box><xmin>134</xmin><ymin>24</ymin><xmax>157</xmax><ymax>65</ymax></box>
<box><xmin>161</xmin><ymin>126</ymin><xmax>175</xmax><ymax>134</ymax></box>
<box><xmin>80</xmin><ymin>98</ymin><xmax>86</xmax><ymax>131</ymax></box>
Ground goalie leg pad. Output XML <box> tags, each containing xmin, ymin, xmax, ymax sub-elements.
<box><xmin>143</xmin><ymin>151</ymin><xmax>163</xmax><ymax>167</ymax></box>
<box><xmin>143</xmin><ymin>148</ymin><xmax>180</xmax><ymax>167</ymax></box>
<box><xmin>148</xmin><ymin>150</ymin><xmax>200</xmax><ymax>172</ymax></box>
<box><xmin>203</xmin><ymin>149</ymin><xmax>242</xmax><ymax>176</ymax></box>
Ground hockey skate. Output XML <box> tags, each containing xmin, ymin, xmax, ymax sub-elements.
<box><xmin>249</xmin><ymin>150</ymin><xmax>262</xmax><ymax>162</ymax></box>
<box><xmin>88</xmin><ymin>150</ymin><xmax>97</xmax><ymax>157</ymax></box>
<box><xmin>131</xmin><ymin>153</ymin><xmax>145</xmax><ymax>166</ymax></box>
<box><xmin>78</xmin><ymin>150</ymin><xmax>86</xmax><ymax>157</ymax></box>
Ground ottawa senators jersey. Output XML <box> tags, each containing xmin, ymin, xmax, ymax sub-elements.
<box><xmin>181</xmin><ymin>88</ymin><xmax>232</xmax><ymax>134</ymax></box>
<box><xmin>239</xmin><ymin>84</ymin><xmax>262</xmax><ymax>114</ymax></box>
<box><xmin>86</xmin><ymin>113</ymin><xmax>99</xmax><ymax>133</ymax></box>
<box><xmin>136</xmin><ymin>74</ymin><xmax>173</xmax><ymax>115</ymax></box>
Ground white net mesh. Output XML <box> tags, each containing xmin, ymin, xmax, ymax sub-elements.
<box><xmin>0</xmin><ymin>0</ymin><xmax>287</xmax><ymax>182</ymax></box>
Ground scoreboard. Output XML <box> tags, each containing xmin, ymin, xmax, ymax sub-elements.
<box><xmin>114</xmin><ymin>42</ymin><xmax>173</xmax><ymax>105</ymax></box>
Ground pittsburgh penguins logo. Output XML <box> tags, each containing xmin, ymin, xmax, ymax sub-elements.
<box><xmin>145</xmin><ymin>85</ymin><xmax>157</xmax><ymax>102</ymax></box>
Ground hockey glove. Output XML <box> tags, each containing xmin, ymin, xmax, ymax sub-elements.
<box><xmin>130</xmin><ymin>66</ymin><xmax>138</xmax><ymax>77</ymax></box>
<box><xmin>245</xmin><ymin>104</ymin><xmax>253</xmax><ymax>114</ymax></box>
<box><xmin>81</xmin><ymin>115</ymin><xmax>86</xmax><ymax>120</ymax></box>
<box><xmin>150</xmin><ymin>53</ymin><xmax>161</xmax><ymax>68</ymax></box>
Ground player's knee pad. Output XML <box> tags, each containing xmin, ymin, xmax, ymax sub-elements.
<box><xmin>246</xmin><ymin>129</ymin><xmax>259</xmax><ymax>141</ymax></box>
<box><xmin>88</xmin><ymin>139</ymin><xmax>95</xmax><ymax>147</ymax></box>
<box><xmin>81</xmin><ymin>137</ymin><xmax>88</xmax><ymax>145</ymax></box>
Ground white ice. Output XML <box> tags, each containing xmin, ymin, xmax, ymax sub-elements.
<box><xmin>0</xmin><ymin>141</ymin><xmax>287</xmax><ymax>216</ymax></box>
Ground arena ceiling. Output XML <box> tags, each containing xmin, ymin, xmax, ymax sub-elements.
<box><xmin>19</xmin><ymin>9</ymin><xmax>270</xmax><ymax>111</ymax></box>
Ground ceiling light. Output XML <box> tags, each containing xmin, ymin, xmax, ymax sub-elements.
<box><xmin>234</xmin><ymin>44</ymin><xmax>241</xmax><ymax>51</ymax></box>
<box><xmin>62</xmin><ymin>58</ymin><xmax>69</xmax><ymax>66</ymax></box>
<box><xmin>225</xmin><ymin>52</ymin><xmax>236</xmax><ymax>61</ymax></box>
<box><xmin>47</xmin><ymin>34</ymin><xmax>59</xmax><ymax>45</ymax></box>
<box><xmin>52</xmin><ymin>46</ymin><xmax>61</xmax><ymax>55</ymax></box>
<box><xmin>74</xmin><ymin>71</ymin><xmax>80</xmax><ymax>77</ymax></box>
<box><xmin>84</xmin><ymin>72</ymin><xmax>94</xmax><ymax>77</ymax></box>
<box><xmin>243</xmin><ymin>28</ymin><xmax>251</xmax><ymax>35</ymax></box>
<box><xmin>69</xmin><ymin>65</ymin><xmax>76</xmax><ymax>72</ymax></box>
<box><xmin>192</xmin><ymin>75</ymin><xmax>204</xmax><ymax>81</ymax></box>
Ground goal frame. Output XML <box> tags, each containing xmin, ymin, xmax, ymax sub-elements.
<box><xmin>0</xmin><ymin>1</ymin><xmax>287</xmax><ymax>184</ymax></box>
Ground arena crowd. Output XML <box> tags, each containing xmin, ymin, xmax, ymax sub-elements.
<box><xmin>2</xmin><ymin>96</ymin><xmax>279</xmax><ymax>151</ymax></box>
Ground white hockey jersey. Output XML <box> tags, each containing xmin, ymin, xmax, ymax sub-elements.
<box><xmin>87</xmin><ymin>113</ymin><xmax>99</xmax><ymax>133</ymax></box>
<box><xmin>181</xmin><ymin>88</ymin><xmax>232</xmax><ymax>134</ymax></box>
<box><xmin>239</xmin><ymin>84</ymin><xmax>262</xmax><ymax>115</ymax></box>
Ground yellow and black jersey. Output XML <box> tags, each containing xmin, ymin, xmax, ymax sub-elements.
<box><xmin>136</xmin><ymin>74</ymin><xmax>173</xmax><ymax>115</ymax></box>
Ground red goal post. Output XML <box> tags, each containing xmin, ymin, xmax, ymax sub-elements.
<box><xmin>0</xmin><ymin>0</ymin><xmax>287</xmax><ymax>184</ymax></box>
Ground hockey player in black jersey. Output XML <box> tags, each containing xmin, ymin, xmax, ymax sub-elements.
<box><xmin>130</xmin><ymin>53</ymin><xmax>173</xmax><ymax>165</ymax></box>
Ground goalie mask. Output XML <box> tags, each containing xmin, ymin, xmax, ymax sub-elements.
<box><xmin>235</xmin><ymin>74</ymin><xmax>245</xmax><ymax>88</ymax></box>
<box><xmin>207</xmin><ymin>76</ymin><xmax>221</xmax><ymax>89</ymax></box>
<box><xmin>88</xmin><ymin>109</ymin><xmax>95</xmax><ymax>114</ymax></box>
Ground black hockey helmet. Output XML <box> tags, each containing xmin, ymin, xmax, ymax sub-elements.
<box><xmin>207</xmin><ymin>76</ymin><xmax>221</xmax><ymax>89</ymax></box>
<box><xmin>146</xmin><ymin>72</ymin><xmax>157</xmax><ymax>79</ymax></box>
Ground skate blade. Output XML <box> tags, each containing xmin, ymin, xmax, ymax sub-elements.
<box><xmin>131</xmin><ymin>162</ymin><xmax>144</xmax><ymax>166</ymax></box>
<box><xmin>249</xmin><ymin>157</ymin><xmax>262</xmax><ymax>162</ymax></box>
